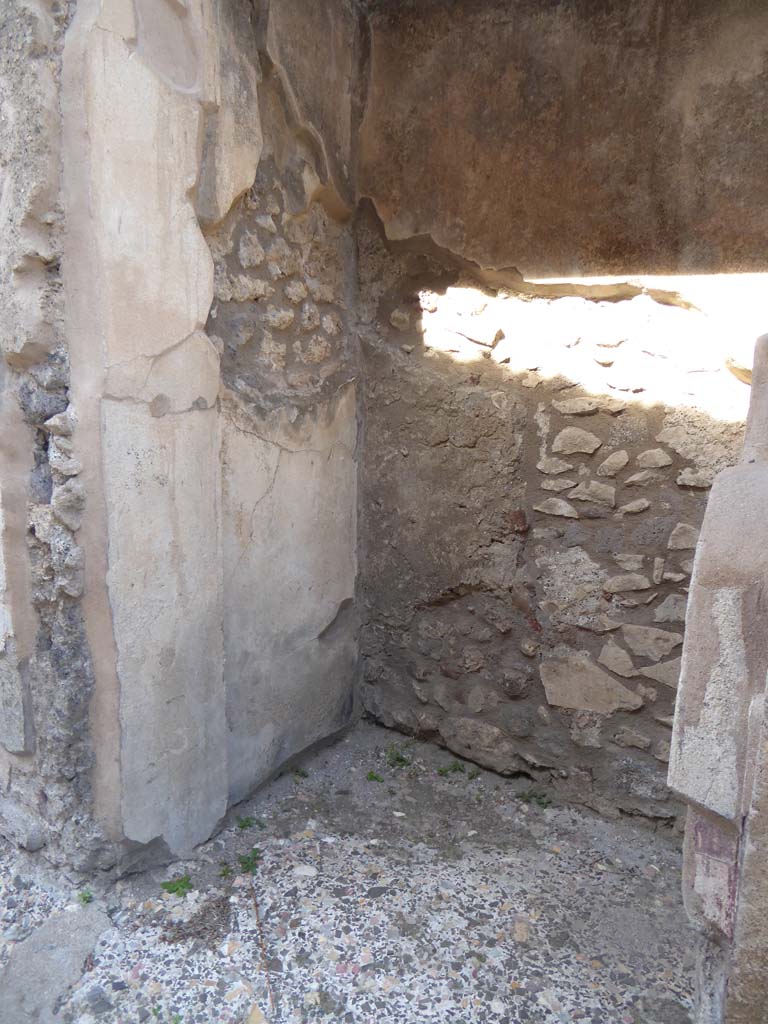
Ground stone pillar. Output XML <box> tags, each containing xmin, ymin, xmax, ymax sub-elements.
<box><xmin>56</xmin><ymin>0</ymin><xmax>359</xmax><ymax>864</ymax></box>
<box><xmin>669</xmin><ymin>333</ymin><xmax>768</xmax><ymax>1022</ymax></box>
<box><xmin>61</xmin><ymin>0</ymin><xmax>236</xmax><ymax>857</ymax></box>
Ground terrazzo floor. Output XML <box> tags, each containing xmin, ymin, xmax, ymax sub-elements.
<box><xmin>1</xmin><ymin>722</ymin><xmax>695</xmax><ymax>1023</ymax></box>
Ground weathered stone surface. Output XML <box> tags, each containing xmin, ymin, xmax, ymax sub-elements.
<box><xmin>596</xmin><ymin>450</ymin><xmax>629</xmax><ymax>477</ymax></box>
<box><xmin>568</xmin><ymin>480</ymin><xmax>615</xmax><ymax>507</ymax></box>
<box><xmin>598</xmin><ymin>639</ymin><xmax>635</xmax><ymax>678</ymax></box>
<box><xmin>552</xmin><ymin>427</ymin><xmax>603</xmax><ymax>455</ymax></box>
<box><xmin>654</xmin><ymin>594</ymin><xmax>687</xmax><ymax>623</ymax></box>
<box><xmin>0</xmin><ymin>907</ymin><xmax>110</xmax><ymax>1024</ymax></box>
<box><xmin>537</xmin><ymin>456</ymin><xmax>573</xmax><ymax>475</ymax></box>
<box><xmin>389</xmin><ymin>308</ymin><xmax>411</xmax><ymax>331</ymax></box>
<box><xmin>677</xmin><ymin>468</ymin><xmax>712</xmax><ymax>489</ymax></box>
<box><xmin>553</xmin><ymin>397</ymin><xmax>625</xmax><ymax>416</ymax></box>
<box><xmin>615</xmin><ymin>554</ymin><xmax>643</xmax><ymax>571</ymax></box>
<box><xmin>640</xmin><ymin>658</ymin><xmax>681</xmax><ymax>688</ymax></box>
<box><xmin>541</xmin><ymin>478</ymin><xmax>576</xmax><ymax>492</ymax></box>
<box><xmin>617</xmin><ymin>499</ymin><xmax>651</xmax><ymax>515</ymax></box>
<box><xmin>668</xmin><ymin>523</ymin><xmax>700</xmax><ymax>550</ymax></box>
<box><xmin>569</xmin><ymin>711</ymin><xmax>603</xmax><ymax>748</ymax></box>
<box><xmin>540</xmin><ymin>655</ymin><xmax>643</xmax><ymax>714</ymax></box>
<box><xmin>604</xmin><ymin>574</ymin><xmax>652</xmax><ymax>594</ymax></box>
<box><xmin>613</xmin><ymin>727</ymin><xmax>652</xmax><ymax>750</ymax></box>
<box><xmin>624</xmin><ymin>470</ymin><xmax>657</xmax><ymax>487</ymax></box>
<box><xmin>51</xmin><ymin>479</ymin><xmax>85</xmax><ymax>532</ymax></box>
<box><xmin>438</xmin><ymin>717</ymin><xmax>526</xmax><ymax>775</ymax></box>
<box><xmin>657</xmin><ymin>412</ymin><xmax>743</xmax><ymax>482</ymax></box>
<box><xmin>622</xmin><ymin>625</ymin><xmax>682</xmax><ymax>662</ymax></box>
<box><xmin>533</xmin><ymin>498</ymin><xmax>579</xmax><ymax>519</ymax></box>
<box><xmin>536</xmin><ymin>546</ymin><xmax>610</xmax><ymax>632</ymax></box>
<box><xmin>238</xmin><ymin>231</ymin><xmax>265</xmax><ymax>268</ymax></box>
<box><xmin>637</xmin><ymin>448</ymin><xmax>672</xmax><ymax>468</ymax></box>
<box><xmin>668</xmin><ymin>336</ymin><xmax>768</xmax><ymax>1021</ymax></box>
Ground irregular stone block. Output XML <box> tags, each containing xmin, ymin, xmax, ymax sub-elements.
<box><xmin>43</xmin><ymin>408</ymin><xmax>75</xmax><ymax>437</ymax></box>
<box><xmin>238</xmin><ymin>231</ymin><xmax>265</xmax><ymax>268</ymax></box>
<box><xmin>284</xmin><ymin>279</ymin><xmax>308</xmax><ymax>304</ymax></box>
<box><xmin>622</xmin><ymin>624</ymin><xmax>683</xmax><ymax>661</ymax></box>
<box><xmin>569</xmin><ymin>711</ymin><xmax>603</xmax><ymax>748</ymax></box>
<box><xmin>51</xmin><ymin>478</ymin><xmax>86</xmax><ymax>532</ymax></box>
<box><xmin>596</xmin><ymin>449</ymin><xmax>629</xmax><ymax>477</ymax></box>
<box><xmin>540</xmin><ymin>655</ymin><xmax>643</xmax><ymax>714</ymax></box>
<box><xmin>614</xmin><ymin>554</ymin><xmax>643</xmax><ymax>570</ymax></box>
<box><xmin>654</xmin><ymin>594</ymin><xmax>687</xmax><ymax>623</ymax></box>
<box><xmin>438</xmin><ymin>716</ymin><xmax>526</xmax><ymax>774</ymax></box>
<box><xmin>541</xmin><ymin>478</ymin><xmax>576</xmax><ymax>492</ymax></box>
<box><xmin>613</xmin><ymin>727</ymin><xmax>652</xmax><ymax>750</ymax></box>
<box><xmin>637</xmin><ymin>448</ymin><xmax>672</xmax><ymax>468</ymax></box>
<box><xmin>465</xmin><ymin>683</ymin><xmax>499</xmax><ymax>714</ymax></box>
<box><xmin>663</xmin><ymin>571</ymin><xmax>686</xmax><ymax>583</ymax></box>
<box><xmin>668</xmin><ymin>523</ymin><xmax>700</xmax><ymax>550</ymax></box>
<box><xmin>261</xmin><ymin>305</ymin><xmax>295</xmax><ymax>330</ymax></box>
<box><xmin>617</xmin><ymin>498</ymin><xmax>650</xmax><ymax>515</ymax></box>
<box><xmin>389</xmin><ymin>307</ymin><xmax>410</xmax><ymax>330</ymax></box>
<box><xmin>604</xmin><ymin>573</ymin><xmax>652</xmax><ymax>593</ymax></box>
<box><xmin>598</xmin><ymin>638</ymin><xmax>635</xmax><ymax>677</ymax></box>
<box><xmin>47</xmin><ymin>436</ymin><xmax>81</xmax><ymax>477</ymax></box>
<box><xmin>536</xmin><ymin>546</ymin><xmax>618</xmax><ymax>631</ymax></box>
<box><xmin>0</xmin><ymin>907</ymin><xmax>110</xmax><ymax>1023</ymax></box>
<box><xmin>568</xmin><ymin>480</ymin><xmax>615</xmax><ymax>507</ymax></box>
<box><xmin>639</xmin><ymin>658</ymin><xmax>681</xmax><ymax>688</ymax></box>
<box><xmin>536</xmin><ymin>456</ymin><xmax>573</xmax><ymax>475</ymax></box>
<box><xmin>552</xmin><ymin>427</ymin><xmax>602</xmax><ymax>455</ymax></box>
<box><xmin>624</xmin><ymin>470</ymin><xmax>658</xmax><ymax>487</ymax></box>
<box><xmin>677</xmin><ymin>467</ymin><xmax>712</xmax><ymax>488</ymax></box>
<box><xmin>533</xmin><ymin>498</ymin><xmax>579</xmax><ymax>518</ymax></box>
<box><xmin>553</xmin><ymin>396</ymin><xmax>625</xmax><ymax>416</ymax></box>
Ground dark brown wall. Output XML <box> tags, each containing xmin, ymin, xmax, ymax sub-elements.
<box><xmin>358</xmin><ymin>0</ymin><xmax>768</xmax><ymax>275</ymax></box>
<box><xmin>265</xmin><ymin>0</ymin><xmax>360</xmax><ymax>208</ymax></box>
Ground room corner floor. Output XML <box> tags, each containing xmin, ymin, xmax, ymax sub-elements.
<box><xmin>1</xmin><ymin>722</ymin><xmax>695</xmax><ymax>1024</ymax></box>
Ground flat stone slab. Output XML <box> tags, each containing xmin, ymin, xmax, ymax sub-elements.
<box><xmin>0</xmin><ymin>906</ymin><xmax>109</xmax><ymax>1023</ymax></box>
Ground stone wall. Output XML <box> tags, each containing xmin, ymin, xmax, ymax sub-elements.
<box><xmin>358</xmin><ymin>210</ymin><xmax>750</xmax><ymax>822</ymax></box>
<box><xmin>0</xmin><ymin>0</ymin><xmax>107</xmax><ymax>867</ymax></box>
<box><xmin>0</xmin><ymin>0</ymin><xmax>764</xmax><ymax>869</ymax></box>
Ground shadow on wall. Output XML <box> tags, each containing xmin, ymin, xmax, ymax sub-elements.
<box><xmin>357</xmin><ymin>207</ymin><xmax>755</xmax><ymax>825</ymax></box>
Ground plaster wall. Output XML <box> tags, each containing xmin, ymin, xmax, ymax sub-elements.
<box><xmin>359</xmin><ymin>0</ymin><xmax>768</xmax><ymax>276</ymax></box>
<box><xmin>207</xmin><ymin>127</ymin><xmax>360</xmax><ymax>804</ymax></box>
<box><xmin>65</xmin><ymin>0</ymin><xmax>359</xmax><ymax>862</ymax></box>
<box><xmin>0</xmin><ymin>0</ymin><xmax>360</xmax><ymax>867</ymax></box>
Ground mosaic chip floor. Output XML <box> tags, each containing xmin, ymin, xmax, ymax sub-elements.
<box><xmin>1</xmin><ymin>722</ymin><xmax>695</xmax><ymax>1023</ymax></box>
